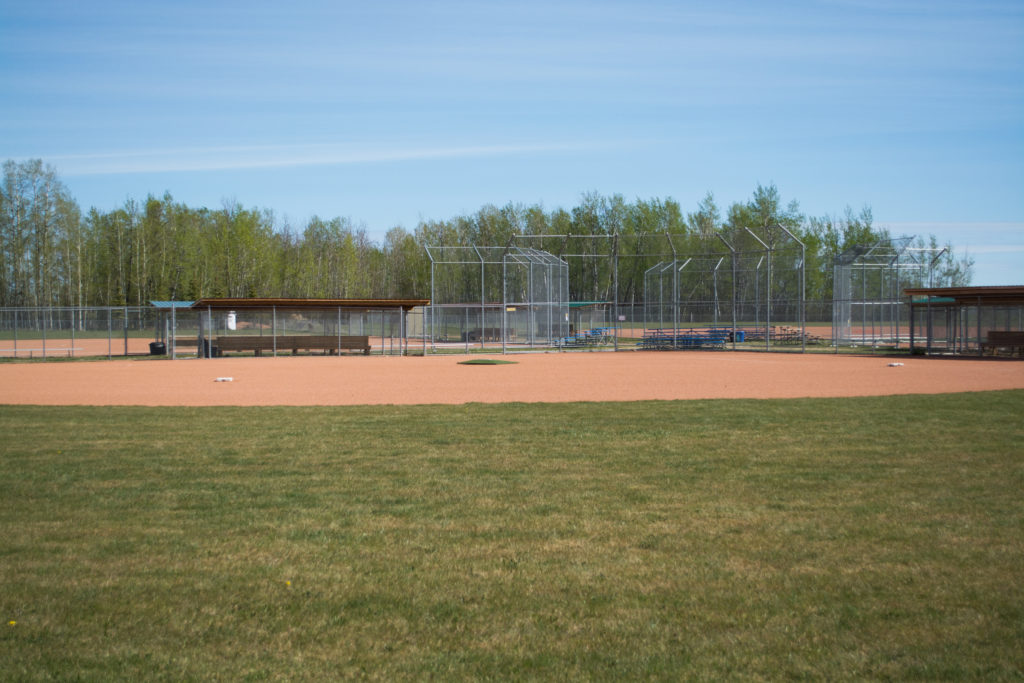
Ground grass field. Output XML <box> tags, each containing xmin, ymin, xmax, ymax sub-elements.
<box><xmin>2</xmin><ymin>392</ymin><xmax>1023</xmax><ymax>680</ymax></box>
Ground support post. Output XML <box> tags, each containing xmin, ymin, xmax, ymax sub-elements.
<box><xmin>909</xmin><ymin>299</ymin><xmax>915</xmax><ymax>353</ymax></box>
<box><xmin>775</xmin><ymin>224</ymin><xmax>806</xmax><ymax>353</ymax></box>
<box><xmin>744</xmin><ymin>228</ymin><xmax>771</xmax><ymax>350</ymax></box>
<box><xmin>502</xmin><ymin>254</ymin><xmax>507</xmax><ymax>355</ymax></box>
<box><xmin>612</xmin><ymin>232</ymin><xmax>619</xmax><ymax>351</ymax></box>
<box><xmin>977</xmin><ymin>296</ymin><xmax>983</xmax><ymax>357</ymax></box>
<box><xmin>476</xmin><ymin>247</ymin><xmax>485</xmax><ymax>350</ymax></box>
<box><xmin>716</xmin><ymin>232</ymin><xmax>737</xmax><ymax>350</ymax></box>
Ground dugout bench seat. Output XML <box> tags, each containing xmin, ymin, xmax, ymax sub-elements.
<box><xmin>212</xmin><ymin>335</ymin><xmax>371</xmax><ymax>356</ymax></box>
<box><xmin>980</xmin><ymin>331</ymin><xmax>1024</xmax><ymax>357</ymax></box>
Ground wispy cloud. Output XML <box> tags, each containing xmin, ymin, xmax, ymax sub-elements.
<box><xmin>43</xmin><ymin>141</ymin><xmax>592</xmax><ymax>176</ymax></box>
<box><xmin>885</xmin><ymin>222</ymin><xmax>1024</xmax><ymax>242</ymax></box>
<box><xmin>964</xmin><ymin>245</ymin><xmax>1024</xmax><ymax>255</ymax></box>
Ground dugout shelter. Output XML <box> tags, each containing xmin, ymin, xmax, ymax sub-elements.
<box><xmin>189</xmin><ymin>298</ymin><xmax>430</xmax><ymax>357</ymax></box>
<box><xmin>905</xmin><ymin>286</ymin><xmax>1024</xmax><ymax>357</ymax></box>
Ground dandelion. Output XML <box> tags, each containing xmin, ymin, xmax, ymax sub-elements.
<box><xmin>285</xmin><ymin>580</ymin><xmax>291</xmax><ymax>587</ymax></box>
<box><xmin>8</xmin><ymin>621</ymin><xmax>15</xmax><ymax>626</ymax></box>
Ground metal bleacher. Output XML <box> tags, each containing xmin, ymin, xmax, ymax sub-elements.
<box><xmin>557</xmin><ymin>327</ymin><xmax>617</xmax><ymax>348</ymax></box>
<box><xmin>639</xmin><ymin>328</ymin><xmax>730</xmax><ymax>350</ymax></box>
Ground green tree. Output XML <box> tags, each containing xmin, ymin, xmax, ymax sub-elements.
<box><xmin>384</xmin><ymin>226</ymin><xmax>428</xmax><ymax>298</ymax></box>
<box><xmin>687</xmin><ymin>191</ymin><xmax>720</xmax><ymax>241</ymax></box>
<box><xmin>0</xmin><ymin>159</ymin><xmax>80</xmax><ymax>307</ymax></box>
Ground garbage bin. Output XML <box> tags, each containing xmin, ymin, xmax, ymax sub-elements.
<box><xmin>734</xmin><ymin>330</ymin><xmax>745</xmax><ymax>343</ymax></box>
<box><xmin>149</xmin><ymin>341</ymin><xmax>167</xmax><ymax>355</ymax></box>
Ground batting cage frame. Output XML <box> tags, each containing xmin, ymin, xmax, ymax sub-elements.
<box><xmin>641</xmin><ymin>226</ymin><xmax>808</xmax><ymax>351</ymax></box>
<box><xmin>832</xmin><ymin>238</ymin><xmax>946</xmax><ymax>349</ymax></box>
<box><xmin>425</xmin><ymin>245</ymin><xmax>570</xmax><ymax>351</ymax></box>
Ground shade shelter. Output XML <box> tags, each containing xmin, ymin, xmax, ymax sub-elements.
<box><xmin>190</xmin><ymin>298</ymin><xmax>430</xmax><ymax>357</ymax></box>
<box><xmin>905</xmin><ymin>286</ymin><xmax>1024</xmax><ymax>356</ymax></box>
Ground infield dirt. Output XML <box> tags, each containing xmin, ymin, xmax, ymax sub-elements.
<box><xmin>1</xmin><ymin>351</ymin><xmax>1022</xmax><ymax>406</ymax></box>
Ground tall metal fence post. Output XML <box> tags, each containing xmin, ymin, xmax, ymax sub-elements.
<box><xmin>478</xmin><ymin>249</ymin><xmax>485</xmax><ymax>350</ymax></box>
<box><xmin>430</xmin><ymin>259</ymin><xmax>436</xmax><ymax>352</ymax></box>
<box><xmin>502</xmin><ymin>254</ymin><xmax>507</xmax><ymax>355</ymax></box>
<box><xmin>613</xmin><ymin>234</ymin><xmax>619</xmax><ymax>351</ymax></box>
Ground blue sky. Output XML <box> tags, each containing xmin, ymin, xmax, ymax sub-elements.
<box><xmin>2</xmin><ymin>0</ymin><xmax>1022</xmax><ymax>284</ymax></box>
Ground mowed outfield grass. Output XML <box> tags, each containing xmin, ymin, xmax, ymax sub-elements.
<box><xmin>1</xmin><ymin>392</ymin><xmax>1022</xmax><ymax>680</ymax></box>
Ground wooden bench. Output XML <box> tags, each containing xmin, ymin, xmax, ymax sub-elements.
<box><xmin>213</xmin><ymin>335</ymin><xmax>371</xmax><ymax>356</ymax></box>
<box><xmin>981</xmin><ymin>331</ymin><xmax>1024</xmax><ymax>357</ymax></box>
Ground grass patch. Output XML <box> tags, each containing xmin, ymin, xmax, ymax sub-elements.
<box><xmin>1</xmin><ymin>392</ymin><xmax>1023</xmax><ymax>680</ymax></box>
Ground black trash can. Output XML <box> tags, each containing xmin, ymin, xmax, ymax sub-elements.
<box><xmin>201</xmin><ymin>339</ymin><xmax>220</xmax><ymax>358</ymax></box>
<box><xmin>149</xmin><ymin>341</ymin><xmax>167</xmax><ymax>355</ymax></box>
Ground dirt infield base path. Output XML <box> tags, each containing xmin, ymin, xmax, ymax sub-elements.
<box><xmin>1</xmin><ymin>352</ymin><xmax>1022</xmax><ymax>406</ymax></box>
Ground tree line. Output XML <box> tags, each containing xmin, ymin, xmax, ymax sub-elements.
<box><xmin>0</xmin><ymin>159</ymin><xmax>972</xmax><ymax>309</ymax></box>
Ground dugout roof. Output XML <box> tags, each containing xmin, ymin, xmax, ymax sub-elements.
<box><xmin>150</xmin><ymin>300</ymin><xmax>196</xmax><ymax>310</ymax></box>
<box><xmin>904</xmin><ymin>286</ymin><xmax>1024</xmax><ymax>307</ymax></box>
<box><xmin>191</xmin><ymin>298</ymin><xmax>430</xmax><ymax>312</ymax></box>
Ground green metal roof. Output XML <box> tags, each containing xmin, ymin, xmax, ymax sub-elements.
<box><xmin>910</xmin><ymin>296</ymin><xmax>955</xmax><ymax>304</ymax></box>
<box><xmin>150</xmin><ymin>301</ymin><xmax>195</xmax><ymax>309</ymax></box>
